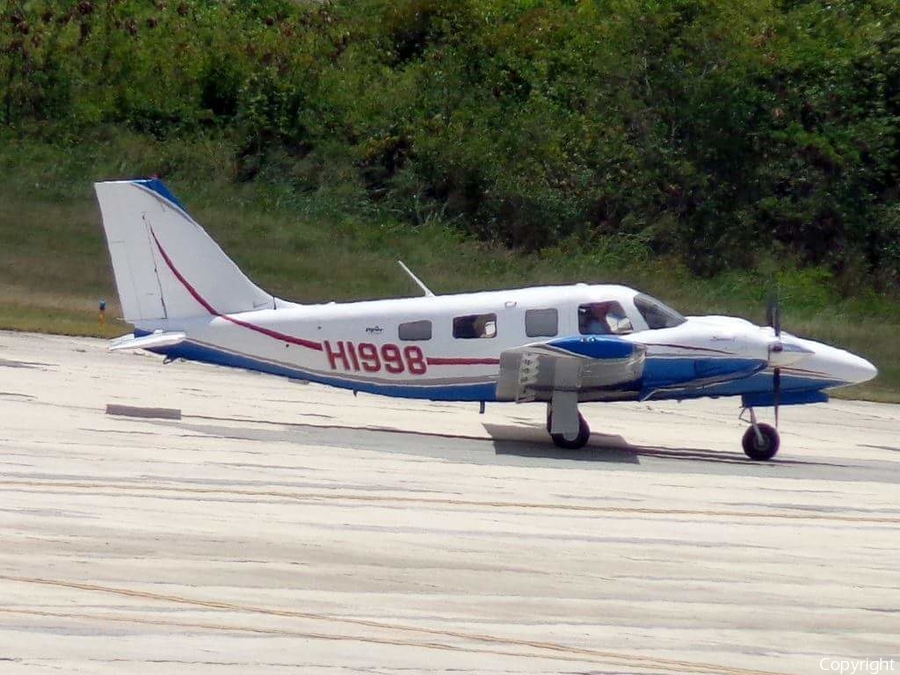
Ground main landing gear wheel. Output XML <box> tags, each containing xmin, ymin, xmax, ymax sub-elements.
<box><xmin>742</xmin><ymin>423</ymin><xmax>780</xmax><ymax>461</ymax></box>
<box><xmin>549</xmin><ymin>413</ymin><xmax>591</xmax><ymax>450</ymax></box>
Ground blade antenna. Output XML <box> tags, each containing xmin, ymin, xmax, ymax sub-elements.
<box><xmin>397</xmin><ymin>260</ymin><xmax>435</xmax><ymax>297</ymax></box>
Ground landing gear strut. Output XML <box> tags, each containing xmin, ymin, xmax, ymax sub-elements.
<box><xmin>740</xmin><ymin>407</ymin><xmax>780</xmax><ymax>461</ymax></box>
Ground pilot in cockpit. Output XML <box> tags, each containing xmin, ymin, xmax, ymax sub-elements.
<box><xmin>579</xmin><ymin>303</ymin><xmax>612</xmax><ymax>334</ymax></box>
<box><xmin>579</xmin><ymin>302</ymin><xmax>634</xmax><ymax>335</ymax></box>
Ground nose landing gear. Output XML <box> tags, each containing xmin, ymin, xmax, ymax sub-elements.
<box><xmin>740</xmin><ymin>407</ymin><xmax>780</xmax><ymax>461</ymax></box>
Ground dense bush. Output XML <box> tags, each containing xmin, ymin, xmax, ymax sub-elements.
<box><xmin>1</xmin><ymin>0</ymin><xmax>898</xmax><ymax>288</ymax></box>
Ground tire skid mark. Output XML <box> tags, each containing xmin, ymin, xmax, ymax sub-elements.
<box><xmin>0</xmin><ymin>577</ymin><xmax>787</xmax><ymax>675</ymax></box>
<box><xmin>0</xmin><ymin>479</ymin><xmax>898</xmax><ymax>525</ymax></box>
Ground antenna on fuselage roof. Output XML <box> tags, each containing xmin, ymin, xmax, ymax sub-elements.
<box><xmin>397</xmin><ymin>260</ymin><xmax>436</xmax><ymax>298</ymax></box>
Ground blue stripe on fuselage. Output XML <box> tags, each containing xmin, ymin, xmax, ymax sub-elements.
<box><xmin>641</xmin><ymin>356</ymin><xmax>768</xmax><ymax>390</ymax></box>
<box><xmin>139</xmin><ymin>332</ymin><xmax>836</xmax><ymax>406</ymax></box>
<box><xmin>644</xmin><ymin>371</ymin><xmax>840</xmax><ymax>403</ymax></box>
<box><xmin>156</xmin><ymin>340</ymin><xmax>498</xmax><ymax>402</ymax></box>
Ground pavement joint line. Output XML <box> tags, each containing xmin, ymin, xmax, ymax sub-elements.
<box><xmin>0</xmin><ymin>579</ymin><xmax>789</xmax><ymax>675</ymax></box>
<box><xmin>0</xmin><ymin>479</ymin><xmax>898</xmax><ymax>525</ymax></box>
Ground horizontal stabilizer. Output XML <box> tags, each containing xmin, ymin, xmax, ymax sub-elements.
<box><xmin>109</xmin><ymin>331</ymin><xmax>186</xmax><ymax>352</ymax></box>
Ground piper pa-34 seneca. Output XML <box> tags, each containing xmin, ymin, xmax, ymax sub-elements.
<box><xmin>95</xmin><ymin>179</ymin><xmax>878</xmax><ymax>461</ymax></box>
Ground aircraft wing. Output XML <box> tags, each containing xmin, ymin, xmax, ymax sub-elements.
<box><xmin>496</xmin><ymin>336</ymin><xmax>646</xmax><ymax>402</ymax></box>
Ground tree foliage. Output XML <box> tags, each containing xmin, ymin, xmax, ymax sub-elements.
<box><xmin>2</xmin><ymin>0</ymin><xmax>898</xmax><ymax>287</ymax></box>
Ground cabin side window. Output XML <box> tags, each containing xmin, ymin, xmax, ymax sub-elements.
<box><xmin>525</xmin><ymin>308</ymin><xmax>558</xmax><ymax>337</ymax></box>
<box><xmin>578</xmin><ymin>302</ymin><xmax>633</xmax><ymax>335</ymax></box>
<box><xmin>453</xmin><ymin>313</ymin><xmax>497</xmax><ymax>339</ymax></box>
<box><xmin>398</xmin><ymin>320</ymin><xmax>432</xmax><ymax>341</ymax></box>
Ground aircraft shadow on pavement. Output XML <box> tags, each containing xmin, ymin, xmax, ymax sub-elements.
<box><xmin>482</xmin><ymin>422</ymin><xmax>797</xmax><ymax>466</ymax></box>
<box><xmin>483</xmin><ymin>423</ymin><xmax>638</xmax><ymax>464</ymax></box>
<box><xmin>143</xmin><ymin>413</ymin><xmax>829</xmax><ymax>468</ymax></box>
<box><xmin>181</xmin><ymin>414</ymin><xmax>644</xmax><ymax>463</ymax></box>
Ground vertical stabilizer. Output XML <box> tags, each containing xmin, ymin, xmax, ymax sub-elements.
<box><xmin>95</xmin><ymin>179</ymin><xmax>274</xmax><ymax>324</ymax></box>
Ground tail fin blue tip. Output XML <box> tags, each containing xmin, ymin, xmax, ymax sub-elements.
<box><xmin>133</xmin><ymin>178</ymin><xmax>188</xmax><ymax>213</ymax></box>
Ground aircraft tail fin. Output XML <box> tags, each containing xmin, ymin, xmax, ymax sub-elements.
<box><xmin>94</xmin><ymin>179</ymin><xmax>275</xmax><ymax>325</ymax></box>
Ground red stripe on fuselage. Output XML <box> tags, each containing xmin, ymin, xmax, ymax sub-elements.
<box><xmin>221</xmin><ymin>314</ymin><xmax>323</xmax><ymax>351</ymax></box>
<box><xmin>149</xmin><ymin>228</ymin><xmax>323</xmax><ymax>351</ymax></box>
<box><xmin>650</xmin><ymin>343</ymin><xmax>732</xmax><ymax>355</ymax></box>
<box><xmin>149</xmin><ymin>229</ymin><xmax>506</xmax><ymax>363</ymax></box>
<box><xmin>427</xmin><ymin>357</ymin><xmax>501</xmax><ymax>366</ymax></box>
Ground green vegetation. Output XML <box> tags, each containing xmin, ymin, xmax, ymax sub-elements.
<box><xmin>0</xmin><ymin>0</ymin><xmax>897</xmax><ymax>400</ymax></box>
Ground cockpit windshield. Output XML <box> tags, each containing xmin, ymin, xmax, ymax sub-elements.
<box><xmin>634</xmin><ymin>293</ymin><xmax>686</xmax><ymax>329</ymax></box>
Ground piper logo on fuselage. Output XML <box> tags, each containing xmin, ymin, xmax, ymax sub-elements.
<box><xmin>324</xmin><ymin>340</ymin><xmax>427</xmax><ymax>375</ymax></box>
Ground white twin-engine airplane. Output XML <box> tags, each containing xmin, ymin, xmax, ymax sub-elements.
<box><xmin>95</xmin><ymin>179</ymin><xmax>878</xmax><ymax>461</ymax></box>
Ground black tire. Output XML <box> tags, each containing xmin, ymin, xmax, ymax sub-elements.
<box><xmin>550</xmin><ymin>413</ymin><xmax>591</xmax><ymax>450</ymax></box>
<box><xmin>742</xmin><ymin>423</ymin><xmax>780</xmax><ymax>461</ymax></box>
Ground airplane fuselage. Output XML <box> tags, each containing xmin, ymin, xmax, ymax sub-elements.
<box><xmin>141</xmin><ymin>283</ymin><xmax>874</xmax><ymax>405</ymax></box>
